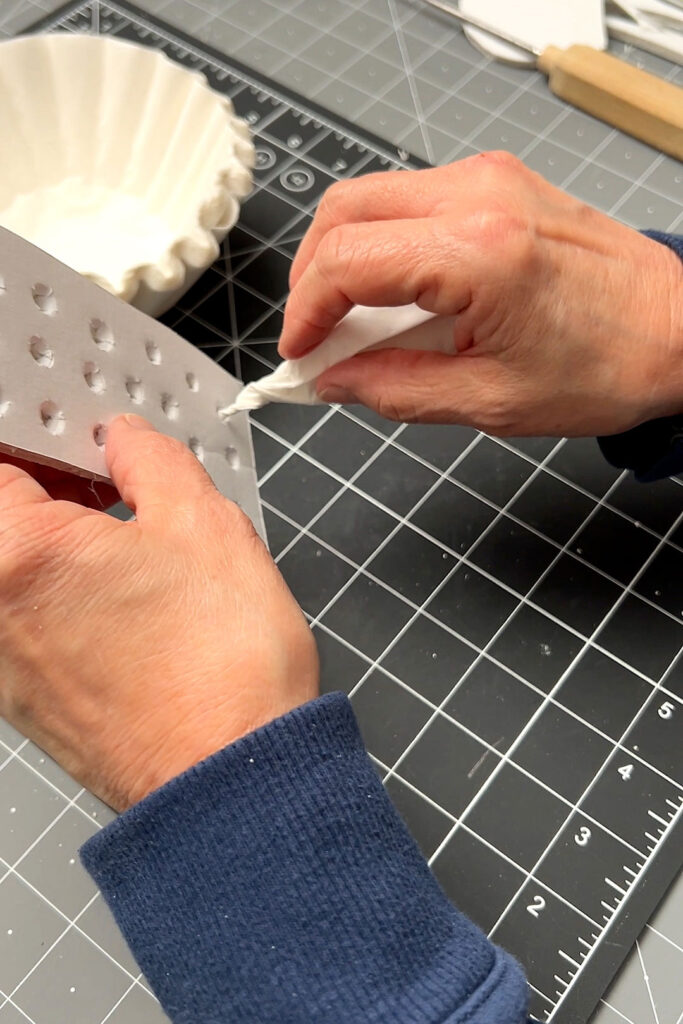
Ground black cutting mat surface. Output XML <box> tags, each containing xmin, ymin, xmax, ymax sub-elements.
<box><xmin>9</xmin><ymin>3</ymin><xmax>683</xmax><ymax>1022</ymax></box>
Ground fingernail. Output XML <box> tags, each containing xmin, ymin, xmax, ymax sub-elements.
<box><xmin>318</xmin><ymin>385</ymin><xmax>356</xmax><ymax>405</ymax></box>
<box><xmin>123</xmin><ymin>413</ymin><xmax>153</xmax><ymax>430</ymax></box>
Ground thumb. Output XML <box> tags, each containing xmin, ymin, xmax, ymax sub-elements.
<box><xmin>105</xmin><ymin>414</ymin><xmax>217</xmax><ymax>528</ymax></box>
<box><xmin>316</xmin><ymin>349</ymin><xmax>498</xmax><ymax>427</ymax></box>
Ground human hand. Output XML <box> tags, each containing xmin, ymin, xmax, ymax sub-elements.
<box><xmin>279</xmin><ymin>152</ymin><xmax>683</xmax><ymax>436</ymax></box>
<box><xmin>0</xmin><ymin>415</ymin><xmax>318</xmax><ymax>812</ymax></box>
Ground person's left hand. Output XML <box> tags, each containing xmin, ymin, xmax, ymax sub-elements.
<box><xmin>0</xmin><ymin>415</ymin><xmax>319</xmax><ymax>812</ymax></box>
<box><xmin>0</xmin><ymin>453</ymin><xmax>119</xmax><ymax>508</ymax></box>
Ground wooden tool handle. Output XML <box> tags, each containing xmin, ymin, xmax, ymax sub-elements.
<box><xmin>537</xmin><ymin>44</ymin><xmax>683</xmax><ymax>160</ymax></box>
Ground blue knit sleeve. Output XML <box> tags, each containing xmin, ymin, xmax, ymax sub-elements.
<box><xmin>80</xmin><ymin>692</ymin><xmax>528</xmax><ymax>1024</ymax></box>
<box><xmin>598</xmin><ymin>232</ymin><xmax>683</xmax><ymax>482</ymax></box>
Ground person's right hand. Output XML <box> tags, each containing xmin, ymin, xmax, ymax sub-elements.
<box><xmin>279</xmin><ymin>152</ymin><xmax>683</xmax><ymax>437</ymax></box>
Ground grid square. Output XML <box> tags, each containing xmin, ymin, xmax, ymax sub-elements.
<box><xmin>0</xmin><ymin>759</ymin><xmax>66</xmax><ymax>865</ymax></box>
<box><xmin>469</xmin><ymin>517</ymin><xmax>557</xmax><ymax>595</ymax></box>
<box><xmin>77</xmin><ymin>896</ymin><xmax>140</xmax><ymax>978</ymax></box>
<box><xmin>432</xmin><ymin>827</ymin><xmax>526</xmax><ymax>934</ymax></box>
<box><xmin>623</xmin><ymin>693</ymin><xmax>683</xmax><ymax>780</ymax></box>
<box><xmin>367</xmin><ymin>527</ymin><xmax>456</xmax><ymax>602</ymax></box>
<box><xmin>536</xmin><ymin>812</ymin><xmax>637</xmax><ymax>923</ymax></box>
<box><xmin>313</xmin><ymin>627</ymin><xmax>369</xmax><ymax>696</ymax></box>
<box><xmin>464</xmin><ymin>763</ymin><xmax>568</xmax><ymax>870</ymax></box>
<box><xmin>445</xmin><ymin>659</ymin><xmax>543</xmax><ymax>753</ymax></box>
<box><xmin>595</xmin><ymin>134</ymin><xmax>661</xmax><ymax>179</ymax></box>
<box><xmin>260</xmin><ymin>454</ymin><xmax>341</xmax><ymax>525</ymax></box>
<box><xmin>399</xmin><ymin>714</ymin><xmax>499</xmax><ymax>816</ymax></box>
<box><xmin>643</xmin><ymin>160</ymin><xmax>683</xmax><ymax>202</ymax></box>
<box><xmin>410</xmin><ymin>480</ymin><xmax>497</xmax><ymax>554</ymax></box>
<box><xmin>552</xmin><ymin>108</ymin><xmax>617</xmax><ymax>157</ymax></box>
<box><xmin>13</xmin><ymin>927</ymin><xmax>131</xmax><ymax>1024</ymax></box>
<box><xmin>581</xmin><ymin>749</ymin><xmax>682</xmax><ymax>855</ymax></box>
<box><xmin>262</xmin><ymin>507</ymin><xmax>299</xmax><ymax>558</ymax></box>
<box><xmin>616</xmin><ymin>188</ymin><xmax>681</xmax><ymax>232</ymax></box>
<box><xmin>489</xmin><ymin>604</ymin><xmax>583</xmax><ymax>691</ymax></box>
<box><xmin>236</xmin><ymin>248</ymin><xmax>291</xmax><ymax>304</ymax></box>
<box><xmin>16</xmin><ymin>808</ymin><xmax>98</xmax><ymax>919</ymax></box>
<box><xmin>450</xmin><ymin>437</ymin><xmax>534</xmax><ymax>507</ymax></box>
<box><xmin>333</xmin><ymin>10</ymin><xmax>389</xmax><ymax>48</ymax></box>
<box><xmin>606</xmin><ymin>475</ymin><xmax>683</xmax><ymax>536</ymax></box>
<box><xmin>313</xmin><ymin>489</ymin><xmax>397</xmax><ymax>565</ymax></box>
<box><xmin>426</xmin><ymin>566</ymin><xmax>518</xmax><ymax>647</ymax></box>
<box><xmin>427</xmin><ymin>95</ymin><xmax>489</xmax><ymax>139</ymax></box>
<box><xmin>548</xmin><ymin>437</ymin><xmax>622</xmax><ymax>498</ymax></box>
<box><xmin>0</xmin><ymin>873</ymin><xmax>65</xmax><ymax>993</ymax></box>
<box><xmin>239</xmin><ymin>188</ymin><xmax>301</xmax><ymax>238</ymax></box>
<box><xmin>635</xmin><ymin>545</ymin><xmax>683</xmax><ymax>618</ymax></box>
<box><xmin>278</xmin><ymin>535</ymin><xmax>355</xmax><ymax>616</ymax></box>
<box><xmin>251</xmin><ymin>428</ymin><xmax>288</xmax><ymax>478</ymax></box>
<box><xmin>399</xmin><ymin>423</ymin><xmax>478</xmax><ymax>472</ymax></box>
<box><xmin>522</xmin><ymin>140</ymin><xmax>584</xmax><ymax>187</ymax></box>
<box><xmin>251</xmin><ymin>400</ymin><xmax>329</xmax><ymax>444</ymax></box>
<box><xmin>503</xmin><ymin>92</ymin><xmax>564</xmax><ymax>133</ymax></box>
<box><xmin>457</xmin><ymin>69</ymin><xmax>516</xmax><ymax>111</ymax></box>
<box><xmin>356</xmin><ymin>445</ymin><xmax>439</xmax><ymax>517</ymax></box>
<box><xmin>570</xmin><ymin>506</ymin><xmax>659</xmax><ymax>585</ymax></box>
<box><xmin>342</xmin><ymin>54</ymin><xmax>401</xmax><ymax>94</ymax></box>
<box><xmin>512</xmin><ymin>704</ymin><xmax>613</xmax><ymax>803</ymax></box>
<box><xmin>350</xmin><ymin>670</ymin><xmax>432</xmax><ymax>765</ymax></box>
<box><xmin>555</xmin><ymin>647</ymin><xmax>653</xmax><ymax>741</ymax></box>
<box><xmin>384</xmin><ymin>775</ymin><xmax>452</xmax><ymax>859</ymax></box>
<box><xmin>301</xmin><ymin>412</ymin><xmax>383</xmax><ymax>477</ymax></box>
<box><xmin>321</xmin><ymin>574</ymin><xmax>414</xmax><ymax>660</ymax></box>
<box><xmin>567</xmin><ymin>164</ymin><xmax>631</xmax><ymax>209</ymax></box>
<box><xmin>413</xmin><ymin>49</ymin><xmax>472</xmax><ymax>91</ymax></box>
<box><xmin>15</xmin><ymin>746</ymin><xmax>82</xmax><ymax>802</ymax></box>
<box><xmin>596</xmin><ymin>594</ymin><xmax>682</xmax><ymax>681</ymax></box>
<box><xmin>531</xmin><ymin>554</ymin><xmax>622</xmax><ymax>636</ymax></box>
<box><xmin>509</xmin><ymin>472</ymin><xmax>596</xmax><ymax>545</ymax></box>
<box><xmin>492</xmin><ymin>882</ymin><xmax>596</xmax><ymax>1006</ymax></box>
<box><xmin>380</xmin><ymin>613</ymin><xmax>476</xmax><ymax>705</ymax></box>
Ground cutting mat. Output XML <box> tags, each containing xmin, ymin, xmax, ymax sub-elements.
<box><xmin>0</xmin><ymin>2</ymin><xmax>681</xmax><ymax>1023</ymax></box>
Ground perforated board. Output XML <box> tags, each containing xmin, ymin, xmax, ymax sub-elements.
<box><xmin>0</xmin><ymin>226</ymin><xmax>265</xmax><ymax>539</ymax></box>
<box><xmin>0</xmin><ymin>3</ymin><xmax>681</xmax><ymax>1024</ymax></box>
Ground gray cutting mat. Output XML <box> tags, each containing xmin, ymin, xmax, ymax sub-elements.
<box><xmin>0</xmin><ymin>2</ymin><xmax>682</xmax><ymax>1023</ymax></box>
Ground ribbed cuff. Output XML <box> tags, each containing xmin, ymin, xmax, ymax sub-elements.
<box><xmin>81</xmin><ymin>693</ymin><xmax>527</xmax><ymax>1024</ymax></box>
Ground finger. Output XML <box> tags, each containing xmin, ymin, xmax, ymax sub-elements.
<box><xmin>280</xmin><ymin>218</ymin><xmax>475</xmax><ymax>359</ymax></box>
<box><xmin>0</xmin><ymin>455</ymin><xmax>118</xmax><ymax>509</ymax></box>
<box><xmin>290</xmin><ymin>166</ymin><xmax>452</xmax><ymax>288</ymax></box>
<box><xmin>315</xmin><ymin>348</ymin><xmax>500</xmax><ymax>427</ymax></box>
<box><xmin>105</xmin><ymin>414</ymin><xmax>218</xmax><ymax>530</ymax></box>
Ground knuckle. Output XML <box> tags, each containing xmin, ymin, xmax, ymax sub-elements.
<box><xmin>478</xmin><ymin>149</ymin><xmax>525</xmax><ymax>177</ymax></box>
<box><xmin>319</xmin><ymin>179</ymin><xmax>356</xmax><ymax>220</ymax></box>
<box><xmin>375</xmin><ymin>392</ymin><xmax>412</xmax><ymax>423</ymax></box>
<box><xmin>316</xmin><ymin>224</ymin><xmax>353</xmax><ymax>277</ymax></box>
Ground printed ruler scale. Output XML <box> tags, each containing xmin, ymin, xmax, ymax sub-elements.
<box><xmin>6</xmin><ymin>3</ymin><xmax>681</xmax><ymax>1023</ymax></box>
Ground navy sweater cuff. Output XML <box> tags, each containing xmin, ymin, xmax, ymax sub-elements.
<box><xmin>80</xmin><ymin>693</ymin><xmax>528</xmax><ymax>1024</ymax></box>
<box><xmin>597</xmin><ymin>231</ymin><xmax>683</xmax><ymax>482</ymax></box>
